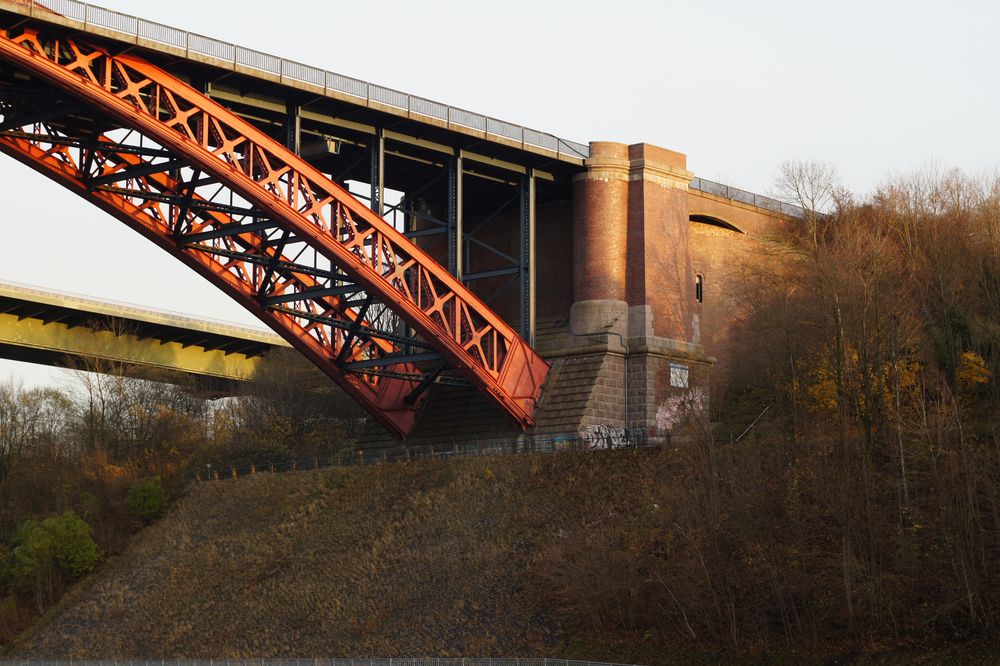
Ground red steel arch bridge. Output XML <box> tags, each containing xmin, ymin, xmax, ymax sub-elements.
<box><xmin>0</xmin><ymin>0</ymin><xmax>564</xmax><ymax>439</ymax></box>
<box><xmin>0</xmin><ymin>0</ymin><xmax>802</xmax><ymax>443</ymax></box>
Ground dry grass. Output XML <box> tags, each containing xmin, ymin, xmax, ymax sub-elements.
<box><xmin>17</xmin><ymin>439</ymin><xmax>996</xmax><ymax>663</ymax></box>
<box><xmin>13</xmin><ymin>451</ymin><xmax>623</xmax><ymax>658</ymax></box>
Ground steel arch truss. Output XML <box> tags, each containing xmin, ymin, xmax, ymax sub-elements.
<box><xmin>0</xmin><ymin>26</ymin><xmax>549</xmax><ymax>438</ymax></box>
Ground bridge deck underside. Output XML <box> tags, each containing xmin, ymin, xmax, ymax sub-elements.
<box><xmin>0</xmin><ymin>289</ymin><xmax>285</xmax><ymax>391</ymax></box>
<box><xmin>0</xmin><ymin>292</ymin><xmax>280</xmax><ymax>357</ymax></box>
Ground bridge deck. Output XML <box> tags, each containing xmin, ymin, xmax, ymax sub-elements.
<box><xmin>0</xmin><ymin>281</ymin><xmax>286</xmax><ymax>387</ymax></box>
<box><xmin>0</xmin><ymin>0</ymin><xmax>810</xmax><ymax>226</ymax></box>
<box><xmin>0</xmin><ymin>0</ymin><xmax>589</xmax><ymax>166</ymax></box>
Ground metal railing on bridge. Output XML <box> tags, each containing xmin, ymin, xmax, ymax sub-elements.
<box><xmin>11</xmin><ymin>2</ymin><xmax>808</xmax><ymax>221</ymax></box>
<box><xmin>689</xmin><ymin>177</ymin><xmax>807</xmax><ymax>219</ymax></box>
<box><xmin>16</xmin><ymin>0</ymin><xmax>591</xmax><ymax>161</ymax></box>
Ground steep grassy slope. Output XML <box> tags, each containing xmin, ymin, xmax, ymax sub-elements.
<box><xmin>17</xmin><ymin>439</ymin><xmax>998</xmax><ymax>663</ymax></box>
<box><xmin>14</xmin><ymin>452</ymin><xmax>615</xmax><ymax>658</ymax></box>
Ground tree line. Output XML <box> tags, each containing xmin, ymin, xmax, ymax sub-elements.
<box><xmin>0</xmin><ymin>347</ymin><xmax>362</xmax><ymax>641</ymax></box>
<box><xmin>537</xmin><ymin>164</ymin><xmax>1000</xmax><ymax>654</ymax></box>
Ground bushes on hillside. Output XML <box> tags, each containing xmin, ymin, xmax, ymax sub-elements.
<box><xmin>7</xmin><ymin>511</ymin><xmax>100</xmax><ymax>613</ymax></box>
<box><xmin>126</xmin><ymin>478</ymin><xmax>168</xmax><ymax>524</ymax></box>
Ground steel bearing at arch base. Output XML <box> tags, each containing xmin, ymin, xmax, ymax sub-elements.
<box><xmin>0</xmin><ymin>23</ymin><xmax>550</xmax><ymax>439</ymax></box>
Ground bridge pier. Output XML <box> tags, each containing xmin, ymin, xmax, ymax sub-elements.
<box><xmin>531</xmin><ymin>141</ymin><xmax>711</xmax><ymax>438</ymax></box>
<box><xmin>362</xmin><ymin>141</ymin><xmax>713</xmax><ymax>446</ymax></box>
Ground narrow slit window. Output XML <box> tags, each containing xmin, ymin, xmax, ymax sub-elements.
<box><xmin>695</xmin><ymin>274</ymin><xmax>704</xmax><ymax>303</ymax></box>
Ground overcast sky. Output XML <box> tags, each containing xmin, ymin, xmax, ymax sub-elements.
<box><xmin>2</xmin><ymin>0</ymin><xmax>998</xmax><ymax>385</ymax></box>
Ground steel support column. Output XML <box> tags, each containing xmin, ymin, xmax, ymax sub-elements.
<box><xmin>447</xmin><ymin>154</ymin><xmax>463</xmax><ymax>279</ymax></box>
<box><xmin>285</xmin><ymin>101</ymin><xmax>301</xmax><ymax>155</ymax></box>
<box><xmin>370</xmin><ymin>127</ymin><xmax>384</xmax><ymax>216</ymax></box>
<box><xmin>519</xmin><ymin>170</ymin><xmax>536</xmax><ymax>345</ymax></box>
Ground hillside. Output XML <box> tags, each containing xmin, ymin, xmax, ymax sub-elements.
<box><xmin>12</xmin><ymin>435</ymin><xmax>1000</xmax><ymax>663</ymax></box>
<box><xmin>13</xmin><ymin>451</ymin><xmax>633</xmax><ymax>659</ymax></box>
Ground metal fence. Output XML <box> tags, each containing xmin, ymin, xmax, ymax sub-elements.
<box><xmin>197</xmin><ymin>426</ymin><xmax>663</xmax><ymax>482</ymax></box>
<box><xmin>689</xmin><ymin>177</ymin><xmax>807</xmax><ymax>219</ymax></box>
<box><xmin>0</xmin><ymin>657</ymin><xmax>640</xmax><ymax>666</ymax></box>
<box><xmin>19</xmin><ymin>0</ymin><xmax>590</xmax><ymax>160</ymax></box>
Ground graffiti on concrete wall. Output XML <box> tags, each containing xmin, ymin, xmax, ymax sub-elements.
<box><xmin>580</xmin><ymin>424</ymin><xmax>627</xmax><ymax>450</ymax></box>
<box><xmin>579</xmin><ymin>424</ymin><xmax>647</xmax><ymax>450</ymax></box>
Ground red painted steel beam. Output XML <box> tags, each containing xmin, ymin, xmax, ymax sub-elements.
<box><xmin>0</xmin><ymin>130</ymin><xmax>424</xmax><ymax>436</ymax></box>
<box><xmin>0</xmin><ymin>24</ymin><xmax>550</xmax><ymax>437</ymax></box>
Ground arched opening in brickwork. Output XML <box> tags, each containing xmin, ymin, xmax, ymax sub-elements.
<box><xmin>689</xmin><ymin>214</ymin><xmax>745</xmax><ymax>234</ymax></box>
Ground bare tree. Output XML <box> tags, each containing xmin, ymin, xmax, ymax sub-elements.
<box><xmin>773</xmin><ymin>160</ymin><xmax>843</xmax><ymax>246</ymax></box>
<box><xmin>214</xmin><ymin>347</ymin><xmax>366</xmax><ymax>466</ymax></box>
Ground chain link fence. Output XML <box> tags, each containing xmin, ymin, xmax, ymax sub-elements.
<box><xmin>197</xmin><ymin>426</ymin><xmax>663</xmax><ymax>482</ymax></box>
<box><xmin>0</xmin><ymin>657</ymin><xmax>640</xmax><ymax>666</ymax></box>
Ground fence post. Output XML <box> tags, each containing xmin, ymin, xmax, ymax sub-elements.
<box><xmin>251</xmin><ymin>464</ymin><xmax>256</xmax><ymax>475</ymax></box>
<box><xmin>270</xmin><ymin>462</ymin><xmax>275</xmax><ymax>474</ymax></box>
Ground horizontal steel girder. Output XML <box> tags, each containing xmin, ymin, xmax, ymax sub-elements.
<box><xmin>0</xmin><ymin>25</ymin><xmax>549</xmax><ymax>438</ymax></box>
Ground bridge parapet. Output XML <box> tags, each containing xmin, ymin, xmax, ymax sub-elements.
<box><xmin>0</xmin><ymin>0</ymin><xmax>590</xmax><ymax>163</ymax></box>
<box><xmin>690</xmin><ymin>177</ymin><xmax>806</xmax><ymax>219</ymax></box>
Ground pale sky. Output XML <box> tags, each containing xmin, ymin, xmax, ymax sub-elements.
<box><xmin>2</xmin><ymin>0</ymin><xmax>998</xmax><ymax>385</ymax></box>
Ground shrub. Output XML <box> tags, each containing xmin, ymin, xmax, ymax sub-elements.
<box><xmin>13</xmin><ymin>512</ymin><xmax>101</xmax><ymax>580</ymax></box>
<box><xmin>126</xmin><ymin>478</ymin><xmax>168</xmax><ymax>524</ymax></box>
<box><xmin>11</xmin><ymin>511</ymin><xmax>100</xmax><ymax>612</ymax></box>
<box><xmin>12</xmin><ymin>518</ymin><xmax>56</xmax><ymax>589</ymax></box>
<box><xmin>45</xmin><ymin>512</ymin><xmax>102</xmax><ymax>579</ymax></box>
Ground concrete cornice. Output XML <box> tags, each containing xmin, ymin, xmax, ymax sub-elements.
<box><xmin>627</xmin><ymin>335</ymin><xmax>715</xmax><ymax>364</ymax></box>
<box><xmin>629</xmin><ymin>160</ymin><xmax>694</xmax><ymax>190</ymax></box>
<box><xmin>574</xmin><ymin>155</ymin><xmax>631</xmax><ymax>183</ymax></box>
<box><xmin>535</xmin><ymin>330</ymin><xmax>715</xmax><ymax>365</ymax></box>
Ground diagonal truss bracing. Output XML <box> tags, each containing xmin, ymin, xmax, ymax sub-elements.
<box><xmin>0</xmin><ymin>25</ymin><xmax>550</xmax><ymax>438</ymax></box>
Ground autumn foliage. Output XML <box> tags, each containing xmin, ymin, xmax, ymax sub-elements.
<box><xmin>0</xmin><ymin>344</ymin><xmax>363</xmax><ymax>646</ymax></box>
<box><xmin>2</xmin><ymin>167</ymin><xmax>1000</xmax><ymax>659</ymax></box>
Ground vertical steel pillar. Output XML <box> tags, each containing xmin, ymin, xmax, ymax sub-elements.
<box><xmin>370</xmin><ymin>127</ymin><xmax>384</xmax><ymax>216</ymax></box>
<box><xmin>285</xmin><ymin>102</ymin><xmax>300</xmax><ymax>155</ymax></box>
<box><xmin>447</xmin><ymin>154</ymin><xmax>463</xmax><ymax>279</ymax></box>
<box><xmin>519</xmin><ymin>169</ymin><xmax>536</xmax><ymax>345</ymax></box>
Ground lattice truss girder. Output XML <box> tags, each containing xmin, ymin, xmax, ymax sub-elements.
<box><xmin>0</xmin><ymin>25</ymin><xmax>549</xmax><ymax>438</ymax></box>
